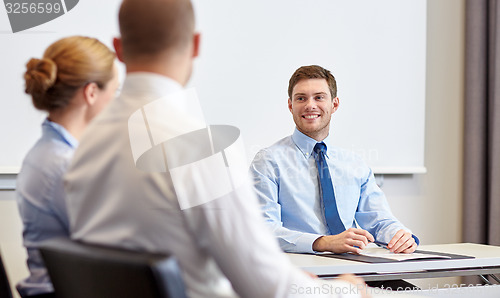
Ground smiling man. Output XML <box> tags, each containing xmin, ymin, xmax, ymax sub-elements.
<box><xmin>250</xmin><ymin>65</ymin><xmax>419</xmax><ymax>290</ymax></box>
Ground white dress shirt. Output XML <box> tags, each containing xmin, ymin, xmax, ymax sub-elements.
<box><xmin>64</xmin><ymin>73</ymin><xmax>360</xmax><ymax>298</ymax></box>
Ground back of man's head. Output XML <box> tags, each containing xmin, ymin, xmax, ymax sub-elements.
<box><xmin>118</xmin><ymin>0</ymin><xmax>195</xmax><ymax>62</ymax></box>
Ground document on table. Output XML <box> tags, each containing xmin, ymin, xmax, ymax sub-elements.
<box><xmin>357</xmin><ymin>246</ymin><xmax>451</xmax><ymax>261</ymax></box>
<box><xmin>316</xmin><ymin>243</ymin><xmax>473</xmax><ymax>263</ymax></box>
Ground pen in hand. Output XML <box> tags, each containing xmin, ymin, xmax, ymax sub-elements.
<box><xmin>354</xmin><ymin>241</ymin><xmax>389</xmax><ymax>252</ymax></box>
<box><xmin>372</xmin><ymin>241</ymin><xmax>389</xmax><ymax>249</ymax></box>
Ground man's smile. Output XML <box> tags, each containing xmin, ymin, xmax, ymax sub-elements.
<box><xmin>303</xmin><ymin>114</ymin><xmax>320</xmax><ymax>119</ymax></box>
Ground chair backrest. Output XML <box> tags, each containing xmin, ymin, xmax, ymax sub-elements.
<box><xmin>39</xmin><ymin>238</ymin><xmax>186</xmax><ymax>298</ymax></box>
<box><xmin>0</xmin><ymin>249</ymin><xmax>13</xmax><ymax>298</ymax></box>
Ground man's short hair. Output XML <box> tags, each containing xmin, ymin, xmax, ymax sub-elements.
<box><xmin>288</xmin><ymin>65</ymin><xmax>337</xmax><ymax>98</ymax></box>
<box><xmin>118</xmin><ymin>0</ymin><xmax>195</xmax><ymax>60</ymax></box>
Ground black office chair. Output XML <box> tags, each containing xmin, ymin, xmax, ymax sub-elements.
<box><xmin>39</xmin><ymin>238</ymin><xmax>186</xmax><ymax>298</ymax></box>
<box><xmin>0</xmin><ymin>249</ymin><xmax>13</xmax><ymax>298</ymax></box>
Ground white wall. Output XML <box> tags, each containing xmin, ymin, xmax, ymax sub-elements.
<box><xmin>384</xmin><ymin>0</ymin><xmax>464</xmax><ymax>254</ymax></box>
<box><xmin>380</xmin><ymin>0</ymin><xmax>465</xmax><ymax>288</ymax></box>
<box><xmin>0</xmin><ymin>0</ymin><xmax>465</xmax><ymax>293</ymax></box>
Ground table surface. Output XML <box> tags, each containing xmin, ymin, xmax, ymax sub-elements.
<box><xmin>287</xmin><ymin>243</ymin><xmax>500</xmax><ymax>280</ymax></box>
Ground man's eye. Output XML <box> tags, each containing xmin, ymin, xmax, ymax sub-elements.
<box><xmin>316</xmin><ymin>96</ymin><xmax>324</xmax><ymax>100</ymax></box>
<box><xmin>297</xmin><ymin>97</ymin><xmax>305</xmax><ymax>101</ymax></box>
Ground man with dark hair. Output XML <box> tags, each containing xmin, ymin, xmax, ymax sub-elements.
<box><xmin>65</xmin><ymin>2</ymin><xmax>369</xmax><ymax>297</ymax></box>
<box><xmin>250</xmin><ymin>65</ymin><xmax>419</xmax><ymax>289</ymax></box>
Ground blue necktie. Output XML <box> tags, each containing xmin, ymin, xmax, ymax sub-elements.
<box><xmin>314</xmin><ymin>142</ymin><xmax>345</xmax><ymax>235</ymax></box>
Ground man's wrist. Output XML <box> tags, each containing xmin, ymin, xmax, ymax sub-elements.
<box><xmin>312</xmin><ymin>236</ymin><xmax>325</xmax><ymax>252</ymax></box>
<box><xmin>293</xmin><ymin>232</ymin><xmax>324</xmax><ymax>253</ymax></box>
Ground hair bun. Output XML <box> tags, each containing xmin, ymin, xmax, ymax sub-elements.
<box><xmin>24</xmin><ymin>58</ymin><xmax>57</xmax><ymax>96</ymax></box>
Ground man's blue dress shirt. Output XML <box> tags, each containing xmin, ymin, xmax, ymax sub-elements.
<box><xmin>16</xmin><ymin>119</ymin><xmax>78</xmax><ymax>296</ymax></box>
<box><xmin>250</xmin><ymin>128</ymin><xmax>417</xmax><ymax>253</ymax></box>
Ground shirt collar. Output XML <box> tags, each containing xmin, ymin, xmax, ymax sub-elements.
<box><xmin>291</xmin><ymin>128</ymin><xmax>331</xmax><ymax>159</ymax></box>
<box><xmin>42</xmin><ymin>118</ymin><xmax>79</xmax><ymax>148</ymax></box>
<box><xmin>120</xmin><ymin>72</ymin><xmax>183</xmax><ymax>101</ymax></box>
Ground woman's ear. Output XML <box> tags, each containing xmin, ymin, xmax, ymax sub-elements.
<box><xmin>83</xmin><ymin>82</ymin><xmax>99</xmax><ymax>106</ymax></box>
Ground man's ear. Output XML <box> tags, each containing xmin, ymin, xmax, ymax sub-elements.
<box><xmin>83</xmin><ymin>82</ymin><xmax>99</xmax><ymax>106</ymax></box>
<box><xmin>113</xmin><ymin>37</ymin><xmax>124</xmax><ymax>62</ymax></box>
<box><xmin>192</xmin><ymin>32</ymin><xmax>201</xmax><ymax>58</ymax></box>
<box><xmin>288</xmin><ymin>98</ymin><xmax>293</xmax><ymax>113</ymax></box>
<box><xmin>332</xmin><ymin>97</ymin><xmax>340</xmax><ymax>113</ymax></box>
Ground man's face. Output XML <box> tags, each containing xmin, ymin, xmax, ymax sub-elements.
<box><xmin>288</xmin><ymin>78</ymin><xmax>339</xmax><ymax>141</ymax></box>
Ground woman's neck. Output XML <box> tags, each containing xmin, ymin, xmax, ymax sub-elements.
<box><xmin>48</xmin><ymin>104</ymin><xmax>87</xmax><ymax>140</ymax></box>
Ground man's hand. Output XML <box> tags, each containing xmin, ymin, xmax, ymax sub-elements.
<box><xmin>338</xmin><ymin>274</ymin><xmax>370</xmax><ymax>298</ymax></box>
<box><xmin>387</xmin><ymin>229</ymin><xmax>417</xmax><ymax>253</ymax></box>
<box><xmin>312</xmin><ymin>228</ymin><xmax>374</xmax><ymax>254</ymax></box>
<box><xmin>302</xmin><ymin>271</ymin><xmax>370</xmax><ymax>297</ymax></box>
<box><xmin>303</xmin><ymin>270</ymin><xmax>318</xmax><ymax>278</ymax></box>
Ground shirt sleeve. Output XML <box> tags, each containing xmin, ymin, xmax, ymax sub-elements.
<box><xmin>183</xmin><ymin>179</ymin><xmax>361</xmax><ymax>298</ymax></box>
<box><xmin>249</xmin><ymin>150</ymin><xmax>322</xmax><ymax>254</ymax></box>
<box><xmin>354</xmin><ymin>166</ymin><xmax>419</xmax><ymax>244</ymax></box>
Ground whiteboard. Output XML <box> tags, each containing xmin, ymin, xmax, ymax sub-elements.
<box><xmin>0</xmin><ymin>0</ymin><xmax>426</xmax><ymax>174</ymax></box>
<box><xmin>0</xmin><ymin>0</ymin><xmax>122</xmax><ymax>173</ymax></box>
